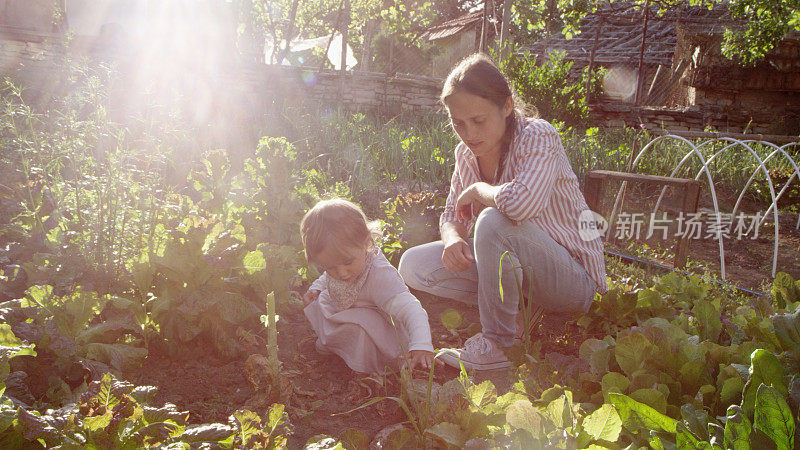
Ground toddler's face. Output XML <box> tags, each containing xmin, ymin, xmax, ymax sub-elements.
<box><xmin>314</xmin><ymin>243</ymin><xmax>369</xmax><ymax>282</ymax></box>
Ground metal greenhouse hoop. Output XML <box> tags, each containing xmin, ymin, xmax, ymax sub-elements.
<box><xmin>610</xmin><ymin>133</ymin><xmax>800</xmax><ymax>280</ymax></box>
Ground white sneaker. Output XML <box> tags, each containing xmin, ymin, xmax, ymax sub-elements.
<box><xmin>439</xmin><ymin>333</ymin><xmax>511</xmax><ymax>370</ymax></box>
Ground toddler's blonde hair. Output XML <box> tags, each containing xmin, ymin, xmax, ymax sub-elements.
<box><xmin>300</xmin><ymin>198</ymin><xmax>380</xmax><ymax>264</ymax></box>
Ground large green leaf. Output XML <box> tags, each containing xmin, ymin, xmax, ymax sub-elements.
<box><xmin>180</xmin><ymin>423</ymin><xmax>233</xmax><ymax>442</ymax></box>
<box><xmin>0</xmin><ymin>323</ymin><xmax>36</xmax><ymax>362</ymax></box>
<box><xmin>579</xmin><ymin>338</ymin><xmax>613</xmax><ymax>376</ymax></box>
<box><xmin>84</xmin><ymin>343</ymin><xmax>147</xmax><ymax>372</ymax></box>
<box><xmin>76</xmin><ymin>319</ymin><xmax>137</xmax><ymax>345</ymax></box>
<box><xmin>466</xmin><ymin>380</ymin><xmax>495</xmax><ymax>408</ymax></box>
<box><xmin>608</xmin><ymin>393</ymin><xmax>677</xmax><ymax>434</ymax></box>
<box><xmin>132</xmin><ymin>421</ymin><xmax>184</xmax><ymax>446</ymax></box>
<box><xmin>692</xmin><ymin>301</ymin><xmax>722</xmax><ymax>343</ymax></box>
<box><xmin>679</xmin><ymin>360</ymin><xmax>711</xmax><ymax>395</ymax></box>
<box><xmin>581</xmin><ymin>403</ymin><xmax>621</xmax><ymax>442</ymax></box>
<box><xmin>723</xmin><ymin>405</ymin><xmax>751</xmax><ymax>450</ymax></box>
<box><xmin>718</xmin><ymin>364</ymin><xmax>747</xmax><ymax>406</ymax></box>
<box><xmin>63</xmin><ymin>289</ymin><xmax>106</xmax><ymax>333</ymax></box>
<box><xmin>677</xmin><ymin>421</ymin><xmax>717</xmax><ymax>450</ymax></box>
<box><xmin>754</xmin><ymin>384</ymin><xmax>795</xmax><ymax>450</ymax></box>
<box><xmin>629</xmin><ymin>373</ymin><xmax>659</xmax><ymax>393</ymax></box>
<box><xmin>771</xmin><ymin>272</ymin><xmax>800</xmax><ymax>309</ymax></box>
<box><xmin>545</xmin><ymin>395</ymin><xmax>572</xmax><ymax>429</ymax></box>
<box><xmin>676</xmin><ymin>422</ymin><xmax>704</xmax><ymax>450</ymax></box>
<box><xmin>22</xmin><ymin>285</ymin><xmax>54</xmax><ymax>309</ymax></box>
<box><xmin>636</xmin><ymin>288</ymin><xmax>663</xmax><ymax>309</ymax></box>
<box><xmin>615</xmin><ymin>332</ymin><xmax>653</xmax><ymax>376</ymax></box>
<box><xmin>742</xmin><ymin>349</ymin><xmax>787</xmax><ymax>418</ymax></box>
<box><xmin>231</xmin><ymin>409</ymin><xmax>262</xmax><ymax>445</ymax></box>
<box><xmin>601</xmin><ymin>372</ymin><xmax>630</xmax><ymax>402</ymax></box>
<box><xmin>425</xmin><ymin>422</ymin><xmax>466</xmax><ymax>447</ymax></box>
<box><xmin>242</xmin><ymin>250</ymin><xmax>266</xmax><ymax>275</ymax></box>
<box><xmin>629</xmin><ymin>388</ymin><xmax>667</xmax><ymax>415</ymax></box>
<box><xmin>506</xmin><ymin>399</ymin><xmax>544</xmax><ymax>437</ymax></box>
<box><xmin>0</xmin><ymin>398</ymin><xmax>15</xmax><ymax>434</ymax></box>
<box><xmin>771</xmin><ymin>308</ymin><xmax>800</xmax><ymax>359</ymax></box>
<box><xmin>267</xmin><ymin>404</ymin><xmax>285</xmax><ymax>432</ymax></box>
<box><xmin>83</xmin><ymin>411</ymin><xmax>113</xmax><ymax>432</ymax></box>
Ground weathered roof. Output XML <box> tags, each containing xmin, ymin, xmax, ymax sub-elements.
<box><xmin>522</xmin><ymin>3</ymin><xmax>730</xmax><ymax>67</ymax></box>
<box><xmin>419</xmin><ymin>10</ymin><xmax>484</xmax><ymax>41</ymax></box>
<box><xmin>420</xmin><ymin>3</ymin><xmax>508</xmax><ymax>43</ymax></box>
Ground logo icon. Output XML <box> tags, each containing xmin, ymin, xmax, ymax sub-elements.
<box><xmin>578</xmin><ymin>210</ymin><xmax>608</xmax><ymax>241</ymax></box>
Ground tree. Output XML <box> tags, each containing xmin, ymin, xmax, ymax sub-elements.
<box><xmin>512</xmin><ymin>0</ymin><xmax>595</xmax><ymax>44</ymax></box>
<box><xmin>242</xmin><ymin>0</ymin><xmax>476</xmax><ymax>69</ymax></box>
<box><xmin>723</xmin><ymin>0</ymin><xmax>800</xmax><ymax>64</ymax></box>
<box><xmin>509</xmin><ymin>0</ymin><xmax>800</xmax><ymax>65</ymax></box>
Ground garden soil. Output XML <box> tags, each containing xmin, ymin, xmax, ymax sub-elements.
<box><xmin>603</xmin><ymin>183</ymin><xmax>800</xmax><ymax>292</ymax></box>
<box><xmin>129</xmin><ymin>291</ymin><xmax>591</xmax><ymax>448</ymax></box>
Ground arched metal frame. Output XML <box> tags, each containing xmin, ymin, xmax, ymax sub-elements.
<box><xmin>612</xmin><ymin>135</ymin><xmax>800</xmax><ymax>280</ymax></box>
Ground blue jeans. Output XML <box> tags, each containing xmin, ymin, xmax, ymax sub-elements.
<box><xmin>398</xmin><ymin>208</ymin><xmax>597</xmax><ymax>347</ymax></box>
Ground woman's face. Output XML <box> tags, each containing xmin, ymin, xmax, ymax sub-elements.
<box><xmin>445</xmin><ymin>90</ymin><xmax>513</xmax><ymax>160</ymax></box>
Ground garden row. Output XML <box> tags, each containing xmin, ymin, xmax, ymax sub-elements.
<box><xmin>1</xmin><ymin>64</ymin><xmax>800</xmax><ymax>447</ymax></box>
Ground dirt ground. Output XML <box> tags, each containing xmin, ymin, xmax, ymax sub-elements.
<box><xmin>129</xmin><ymin>290</ymin><xmax>590</xmax><ymax>447</ymax></box>
<box><xmin>600</xmin><ymin>183</ymin><xmax>800</xmax><ymax>292</ymax></box>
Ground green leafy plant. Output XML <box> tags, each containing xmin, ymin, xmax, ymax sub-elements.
<box><xmin>380</xmin><ymin>192</ymin><xmax>444</xmax><ymax>264</ymax></box>
<box><xmin>0</xmin><ymin>371</ymin><xmax>289</xmax><ymax>448</ymax></box>
<box><xmin>147</xmin><ymin>223</ymin><xmax>262</xmax><ymax>358</ymax></box>
<box><xmin>499</xmin><ymin>47</ymin><xmax>604</xmax><ymax>128</ymax></box>
<box><xmin>0</xmin><ymin>285</ymin><xmax>145</xmax><ymax>405</ymax></box>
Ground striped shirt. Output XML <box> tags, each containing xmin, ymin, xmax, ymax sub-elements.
<box><xmin>440</xmin><ymin>116</ymin><xmax>608</xmax><ymax>293</ymax></box>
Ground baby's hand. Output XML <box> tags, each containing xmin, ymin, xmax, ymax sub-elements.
<box><xmin>303</xmin><ymin>289</ymin><xmax>320</xmax><ymax>306</ymax></box>
<box><xmin>406</xmin><ymin>350</ymin><xmax>434</xmax><ymax>371</ymax></box>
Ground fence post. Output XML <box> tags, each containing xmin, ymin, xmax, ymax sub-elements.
<box><xmin>479</xmin><ymin>0</ymin><xmax>489</xmax><ymax>52</ymax></box>
<box><xmin>585</xmin><ymin>16</ymin><xmax>604</xmax><ymax>105</ymax></box>
<box><xmin>499</xmin><ymin>0</ymin><xmax>512</xmax><ymax>59</ymax></box>
<box><xmin>634</xmin><ymin>0</ymin><xmax>649</xmax><ymax>105</ymax></box>
<box><xmin>339</xmin><ymin>0</ymin><xmax>350</xmax><ymax>100</ymax></box>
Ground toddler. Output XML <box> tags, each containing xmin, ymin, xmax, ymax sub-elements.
<box><xmin>301</xmin><ymin>198</ymin><xmax>434</xmax><ymax>374</ymax></box>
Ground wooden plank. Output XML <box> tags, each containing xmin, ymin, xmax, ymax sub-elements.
<box><xmin>674</xmin><ymin>181</ymin><xmax>700</xmax><ymax>268</ymax></box>
<box><xmin>585</xmin><ymin>169</ymin><xmax>702</xmax><ymax>270</ymax></box>
<box><xmin>584</xmin><ymin>172</ymin><xmax>605</xmax><ymax>213</ymax></box>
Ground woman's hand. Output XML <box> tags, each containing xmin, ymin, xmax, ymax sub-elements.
<box><xmin>303</xmin><ymin>289</ymin><xmax>320</xmax><ymax>306</ymax></box>
<box><xmin>406</xmin><ymin>350</ymin><xmax>434</xmax><ymax>371</ymax></box>
<box><xmin>455</xmin><ymin>182</ymin><xmax>499</xmax><ymax>221</ymax></box>
<box><xmin>442</xmin><ymin>237</ymin><xmax>474</xmax><ymax>272</ymax></box>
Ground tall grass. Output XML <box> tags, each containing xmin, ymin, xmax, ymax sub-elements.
<box><xmin>0</xmin><ymin>69</ymin><xmax>186</xmax><ymax>280</ymax></box>
<box><xmin>561</xmin><ymin>126</ymin><xmax>798</xmax><ymax>208</ymax></box>
<box><xmin>263</xmin><ymin>107</ymin><xmax>457</xmax><ymax>201</ymax></box>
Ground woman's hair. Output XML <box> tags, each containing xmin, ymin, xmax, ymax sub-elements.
<box><xmin>441</xmin><ymin>53</ymin><xmax>533</xmax><ymax>158</ymax></box>
<box><xmin>300</xmin><ymin>198</ymin><xmax>379</xmax><ymax>263</ymax></box>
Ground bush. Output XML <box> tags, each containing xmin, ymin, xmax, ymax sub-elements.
<box><xmin>499</xmin><ymin>47</ymin><xmax>604</xmax><ymax>129</ymax></box>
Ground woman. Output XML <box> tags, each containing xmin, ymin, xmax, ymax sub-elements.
<box><xmin>398</xmin><ymin>53</ymin><xmax>607</xmax><ymax>371</ymax></box>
